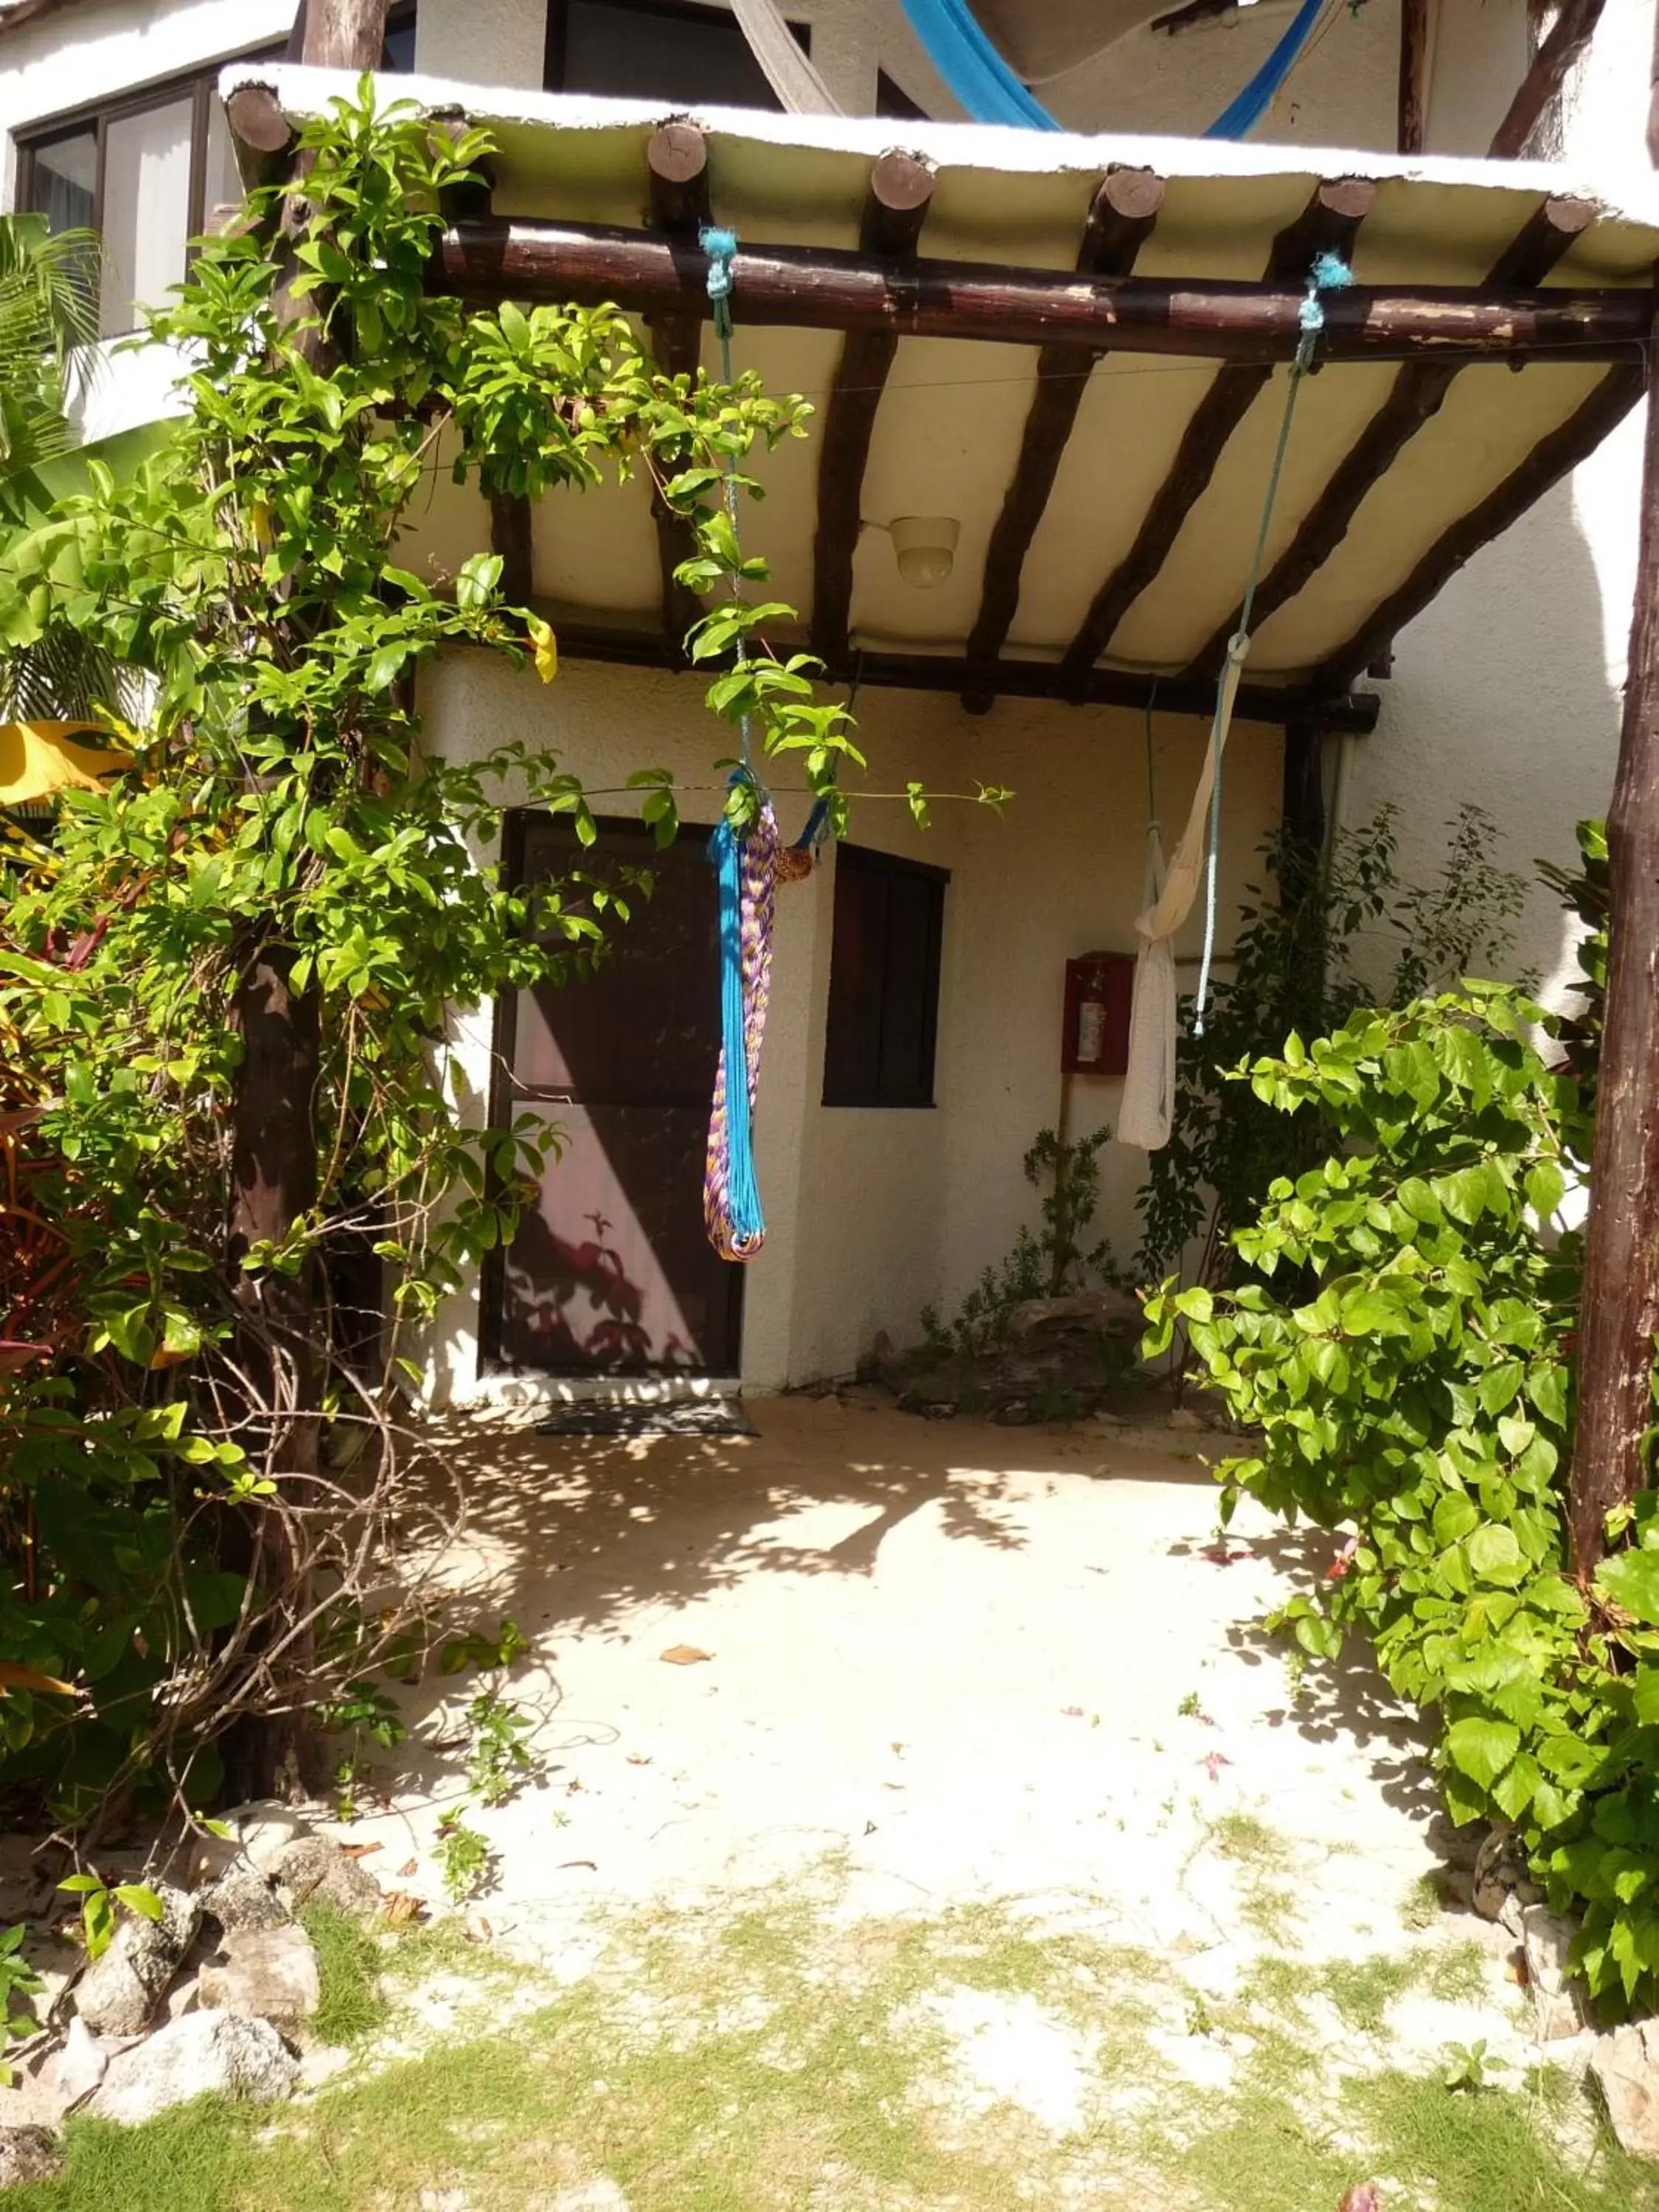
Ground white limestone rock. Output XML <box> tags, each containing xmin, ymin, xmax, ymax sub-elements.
<box><xmin>90</xmin><ymin>2010</ymin><xmax>297</xmax><ymax>2127</ymax></box>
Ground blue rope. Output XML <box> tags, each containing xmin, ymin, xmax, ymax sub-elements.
<box><xmin>897</xmin><ymin>0</ymin><xmax>1057</xmax><ymax>128</ymax></box>
<box><xmin>1204</xmin><ymin>0</ymin><xmax>1328</xmax><ymax>139</ymax></box>
<box><xmin>699</xmin><ymin>231</ymin><xmax>769</xmax><ymax>1251</ymax></box>
<box><xmin>1192</xmin><ymin>252</ymin><xmax>1354</xmax><ymax>1037</ymax></box>
<box><xmin>710</xmin><ymin>796</ymin><xmax>765</xmax><ymax>1248</ymax></box>
<box><xmin>899</xmin><ymin>0</ymin><xmax>1327</xmax><ymax>140</ymax></box>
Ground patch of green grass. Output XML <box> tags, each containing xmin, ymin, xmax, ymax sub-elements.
<box><xmin>299</xmin><ymin>1905</ymin><xmax>389</xmax><ymax>2045</ymax></box>
<box><xmin>1427</xmin><ymin>1940</ymin><xmax>1491</xmax><ymax>2006</ymax></box>
<box><xmin>4</xmin><ymin>1875</ymin><xmax>1653</xmax><ymax>2212</ymax></box>
<box><xmin>1402</xmin><ymin>1874</ymin><xmax>1443</xmax><ymax>1930</ymax></box>
<box><xmin>1210</xmin><ymin>1812</ymin><xmax>1293</xmax><ymax>1874</ymax></box>
<box><xmin>1319</xmin><ymin>1952</ymin><xmax>1422</xmax><ymax>2037</ymax></box>
<box><xmin>1237</xmin><ymin>1879</ymin><xmax>1298</xmax><ymax>1944</ymax></box>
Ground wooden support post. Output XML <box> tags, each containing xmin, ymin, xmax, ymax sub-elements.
<box><xmin>1279</xmin><ymin>713</ymin><xmax>1327</xmax><ymax>907</ymax></box>
<box><xmin>1061</xmin><ymin>179</ymin><xmax>1376</xmax><ymax>683</ymax></box>
<box><xmin>1567</xmin><ymin>9</ymin><xmax>1659</xmax><ymax>1578</ymax></box>
<box><xmin>299</xmin><ymin>0</ymin><xmax>390</xmax><ymax>66</ymax></box>
<box><xmin>644</xmin><ymin>123</ymin><xmax>712</xmax><ymax>645</ymax></box>
<box><xmin>809</xmin><ymin>152</ymin><xmax>936</xmax><ymax>665</ymax></box>
<box><xmin>228</xmin><ymin>0</ymin><xmax>390</xmax><ymax>1800</ymax></box>
<box><xmin>961</xmin><ymin>166</ymin><xmax>1163</xmax><ymax>710</ymax></box>
<box><xmin>490</xmin><ymin>488</ymin><xmax>534</xmax><ymax>606</ymax></box>
<box><xmin>430</xmin><ymin>219</ymin><xmax>1649</xmax><ymax>366</ymax></box>
<box><xmin>1313</xmin><ymin>363</ymin><xmax>1645</xmax><ymax>692</ymax></box>
<box><xmin>1182</xmin><ymin>195</ymin><xmax>1595</xmax><ymax>681</ymax></box>
<box><xmin>1489</xmin><ymin>0</ymin><xmax>1607</xmax><ymax>156</ymax></box>
<box><xmin>1398</xmin><ymin>0</ymin><xmax>1430</xmax><ymax>153</ymax></box>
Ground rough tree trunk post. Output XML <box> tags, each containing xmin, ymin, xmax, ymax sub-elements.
<box><xmin>299</xmin><ymin>0</ymin><xmax>389</xmax><ymax>67</ymax></box>
<box><xmin>228</xmin><ymin>0</ymin><xmax>392</xmax><ymax>1798</ymax></box>
<box><xmin>1567</xmin><ymin>6</ymin><xmax>1659</xmax><ymax>1577</ymax></box>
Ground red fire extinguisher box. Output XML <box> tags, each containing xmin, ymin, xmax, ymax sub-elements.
<box><xmin>1062</xmin><ymin>953</ymin><xmax>1135</xmax><ymax>1077</ymax></box>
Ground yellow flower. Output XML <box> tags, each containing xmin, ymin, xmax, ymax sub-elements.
<box><xmin>527</xmin><ymin>615</ymin><xmax>558</xmax><ymax>684</ymax></box>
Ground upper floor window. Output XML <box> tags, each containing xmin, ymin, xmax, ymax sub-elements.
<box><xmin>14</xmin><ymin>5</ymin><xmax>416</xmax><ymax>340</ymax></box>
<box><xmin>546</xmin><ymin>0</ymin><xmax>808</xmax><ymax>110</ymax></box>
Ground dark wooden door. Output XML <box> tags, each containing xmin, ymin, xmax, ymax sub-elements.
<box><xmin>488</xmin><ymin>815</ymin><xmax>742</xmax><ymax>1375</ymax></box>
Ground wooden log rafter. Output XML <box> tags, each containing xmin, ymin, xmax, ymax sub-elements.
<box><xmin>543</xmin><ymin>618</ymin><xmax>1380</xmax><ymax>734</ymax></box>
<box><xmin>1181</xmin><ymin>195</ymin><xmax>1596</xmax><ymax>682</ymax></box>
<box><xmin>1059</xmin><ymin>180</ymin><xmax>1377</xmax><ymax>686</ymax></box>
<box><xmin>428</xmin><ymin>218</ymin><xmax>1651</xmax><ymax>364</ymax></box>
<box><xmin>640</xmin><ymin>122</ymin><xmax>714</xmax><ymax>644</ymax></box>
<box><xmin>1312</xmin><ymin>359</ymin><xmax>1646</xmax><ymax>692</ymax></box>
<box><xmin>960</xmin><ymin>166</ymin><xmax>1164</xmax><ymax>712</ymax></box>
<box><xmin>809</xmin><ymin>153</ymin><xmax>937</xmax><ymax>665</ymax></box>
<box><xmin>1489</xmin><ymin>0</ymin><xmax>1608</xmax><ymax>159</ymax></box>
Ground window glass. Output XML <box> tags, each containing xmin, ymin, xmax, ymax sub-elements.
<box><xmin>27</xmin><ymin>129</ymin><xmax>96</xmax><ymax>234</ymax></box>
<box><xmin>100</xmin><ymin>97</ymin><xmax>192</xmax><ymax>336</ymax></box>
<box><xmin>823</xmin><ymin>846</ymin><xmax>945</xmax><ymax>1109</ymax></box>
<box><xmin>558</xmin><ymin>1</ymin><xmax>790</xmax><ymax>108</ymax></box>
<box><xmin>383</xmin><ymin>16</ymin><xmax>418</xmax><ymax>70</ymax></box>
<box><xmin>201</xmin><ymin>100</ymin><xmax>246</xmax><ymax>234</ymax></box>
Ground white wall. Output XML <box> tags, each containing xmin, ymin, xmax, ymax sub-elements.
<box><xmin>416</xmin><ymin>647</ymin><xmax>1282</xmax><ymax>1399</ymax></box>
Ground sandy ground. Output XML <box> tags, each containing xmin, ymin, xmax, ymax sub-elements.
<box><xmin>338</xmin><ymin>1393</ymin><xmax>1477</xmax><ymax>2004</ymax></box>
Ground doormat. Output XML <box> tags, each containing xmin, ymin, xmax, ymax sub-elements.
<box><xmin>536</xmin><ymin>1397</ymin><xmax>757</xmax><ymax>1439</ymax></box>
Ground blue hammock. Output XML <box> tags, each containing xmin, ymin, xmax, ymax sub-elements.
<box><xmin>897</xmin><ymin>0</ymin><xmax>1326</xmax><ymax>142</ymax></box>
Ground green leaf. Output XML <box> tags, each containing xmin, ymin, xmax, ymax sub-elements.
<box><xmin>1525</xmin><ymin>1160</ymin><xmax>1566</xmax><ymax>1220</ymax></box>
<box><xmin>1466</xmin><ymin>1524</ymin><xmax>1526</xmax><ymax>1587</ymax></box>
<box><xmin>114</xmin><ymin>1884</ymin><xmax>163</xmax><ymax>1922</ymax></box>
<box><xmin>1597</xmin><ymin>1548</ymin><xmax>1659</xmax><ymax>1626</ymax></box>
<box><xmin>1490</xmin><ymin>1751</ymin><xmax>1539</xmax><ymax>1821</ymax></box>
<box><xmin>1432</xmin><ymin>1493</ymin><xmax>1479</xmax><ymax>1548</ymax></box>
<box><xmin>1444</xmin><ymin>1716</ymin><xmax>1520</xmax><ymax>1792</ymax></box>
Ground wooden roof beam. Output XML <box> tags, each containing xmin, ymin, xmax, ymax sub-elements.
<box><xmin>809</xmin><ymin>153</ymin><xmax>936</xmax><ymax>665</ymax></box>
<box><xmin>1489</xmin><ymin>0</ymin><xmax>1607</xmax><ymax>158</ymax></box>
<box><xmin>428</xmin><ymin>218</ymin><xmax>1649</xmax><ymax>364</ymax></box>
<box><xmin>1181</xmin><ymin>194</ymin><xmax>1596</xmax><ymax>681</ymax></box>
<box><xmin>1312</xmin><ymin>361</ymin><xmax>1645</xmax><ymax>691</ymax></box>
<box><xmin>1060</xmin><ymin>179</ymin><xmax>1375</xmax><ymax>684</ymax></box>
<box><xmin>644</xmin><ymin>122</ymin><xmax>712</xmax><ymax>644</ymax></box>
<box><xmin>961</xmin><ymin>166</ymin><xmax>1164</xmax><ymax>712</ymax></box>
<box><xmin>544</xmin><ymin>619</ymin><xmax>1380</xmax><ymax>733</ymax></box>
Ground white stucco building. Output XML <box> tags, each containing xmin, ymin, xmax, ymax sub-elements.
<box><xmin>4</xmin><ymin>0</ymin><xmax>1655</xmax><ymax>1403</ymax></box>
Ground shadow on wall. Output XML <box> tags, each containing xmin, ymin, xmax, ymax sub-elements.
<box><xmin>1353</xmin><ymin>442</ymin><xmax>1630</xmax><ymax>1014</ymax></box>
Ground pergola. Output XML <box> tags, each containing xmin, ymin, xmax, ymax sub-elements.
<box><xmin>224</xmin><ymin>49</ymin><xmax>1659</xmax><ymax>1574</ymax></box>
<box><xmin>228</xmin><ymin>68</ymin><xmax>1656</xmax><ymax>759</ymax></box>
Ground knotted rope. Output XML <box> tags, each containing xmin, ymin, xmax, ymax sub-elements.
<box><xmin>1192</xmin><ymin>249</ymin><xmax>1353</xmax><ymax>1036</ymax></box>
<box><xmin>695</xmin><ymin>227</ymin><xmax>828</xmax><ymax>1261</ymax></box>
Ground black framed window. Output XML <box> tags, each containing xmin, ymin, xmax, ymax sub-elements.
<box><xmin>877</xmin><ymin>68</ymin><xmax>929</xmax><ymax>120</ymax></box>
<box><xmin>14</xmin><ymin>4</ymin><xmax>416</xmax><ymax>339</ymax></box>
<box><xmin>546</xmin><ymin>0</ymin><xmax>809</xmax><ymax>109</ymax></box>
<box><xmin>823</xmin><ymin>844</ymin><xmax>946</xmax><ymax>1109</ymax></box>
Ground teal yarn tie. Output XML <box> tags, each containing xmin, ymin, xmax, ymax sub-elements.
<box><xmin>1192</xmin><ymin>251</ymin><xmax>1350</xmax><ymax>1037</ymax></box>
<box><xmin>700</xmin><ymin>223</ymin><xmax>737</xmax><ymax>343</ymax></box>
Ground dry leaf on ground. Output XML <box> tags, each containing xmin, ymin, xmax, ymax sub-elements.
<box><xmin>661</xmin><ymin>1645</ymin><xmax>712</xmax><ymax>1665</ymax></box>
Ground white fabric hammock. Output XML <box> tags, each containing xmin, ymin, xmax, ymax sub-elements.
<box><xmin>1117</xmin><ymin>639</ymin><xmax>1248</xmax><ymax>1151</ymax></box>
<box><xmin>731</xmin><ymin>0</ymin><xmax>844</xmax><ymax>113</ymax></box>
